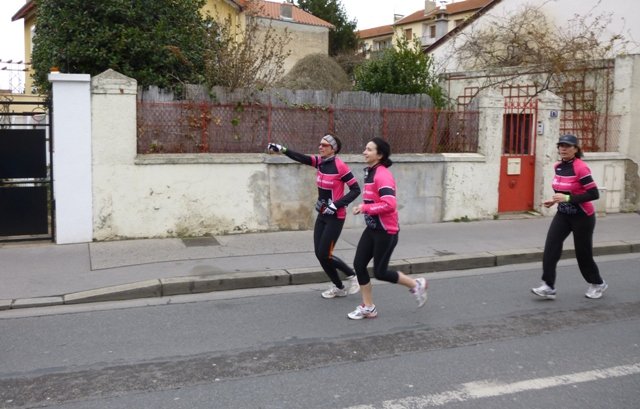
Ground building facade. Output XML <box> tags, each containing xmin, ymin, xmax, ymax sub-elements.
<box><xmin>356</xmin><ymin>0</ymin><xmax>491</xmax><ymax>57</ymax></box>
<box><xmin>10</xmin><ymin>0</ymin><xmax>333</xmax><ymax>95</ymax></box>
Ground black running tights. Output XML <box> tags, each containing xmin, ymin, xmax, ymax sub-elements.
<box><xmin>542</xmin><ymin>212</ymin><xmax>603</xmax><ymax>288</ymax></box>
<box><xmin>353</xmin><ymin>228</ymin><xmax>399</xmax><ymax>286</ymax></box>
<box><xmin>313</xmin><ymin>215</ymin><xmax>355</xmax><ymax>288</ymax></box>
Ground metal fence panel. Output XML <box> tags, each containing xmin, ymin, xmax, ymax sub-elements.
<box><xmin>560</xmin><ymin>111</ymin><xmax>621</xmax><ymax>152</ymax></box>
<box><xmin>137</xmin><ymin>101</ymin><xmax>480</xmax><ymax>155</ymax></box>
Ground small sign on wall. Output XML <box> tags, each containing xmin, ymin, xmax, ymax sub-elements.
<box><xmin>507</xmin><ymin>158</ymin><xmax>521</xmax><ymax>175</ymax></box>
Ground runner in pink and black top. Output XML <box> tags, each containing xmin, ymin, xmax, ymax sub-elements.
<box><xmin>360</xmin><ymin>163</ymin><xmax>400</xmax><ymax>234</ymax></box>
<box><xmin>348</xmin><ymin>137</ymin><xmax>428</xmax><ymax>320</ymax></box>
<box><xmin>532</xmin><ymin>134</ymin><xmax>607</xmax><ymax>300</ymax></box>
<box><xmin>551</xmin><ymin>156</ymin><xmax>598</xmax><ymax>216</ymax></box>
<box><xmin>267</xmin><ymin>134</ymin><xmax>361</xmax><ymax>299</ymax></box>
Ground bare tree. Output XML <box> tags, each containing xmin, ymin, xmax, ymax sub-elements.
<box><xmin>203</xmin><ymin>0</ymin><xmax>292</xmax><ymax>90</ymax></box>
<box><xmin>448</xmin><ymin>1</ymin><xmax>633</xmax><ymax>96</ymax></box>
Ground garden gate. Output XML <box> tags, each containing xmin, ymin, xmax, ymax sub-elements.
<box><xmin>0</xmin><ymin>98</ymin><xmax>53</xmax><ymax>241</ymax></box>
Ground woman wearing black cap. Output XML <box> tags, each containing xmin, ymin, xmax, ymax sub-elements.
<box><xmin>532</xmin><ymin>134</ymin><xmax>607</xmax><ymax>300</ymax></box>
<box><xmin>267</xmin><ymin>134</ymin><xmax>361</xmax><ymax>299</ymax></box>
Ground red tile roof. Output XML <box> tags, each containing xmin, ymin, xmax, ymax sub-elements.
<box><xmin>249</xmin><ymin>0</ymin><xmax>334</xmax><ymax>29</ymax></box>
<box><xmin>12</xmin><ymin>0</ymin><xmax>333</xmax><ymax>29</ymax></box>
<box><xmin>395</xmin><ymin>0</ymin><xmax>492</xmax><ymax>25</ymax></box>
<box><xmin>357</xmin><ymin>25</ymin><xmax>394</xmax><ymax>40</ymax></box>
<box><xmin>446</xmin><ymin>0</ymin><xmax>493</xmax><ymax>14</ymax></box>
<box><xmin>425</xmin><ymin>0</ymin><xmax>501</xmax><ymax>52</ymax></box>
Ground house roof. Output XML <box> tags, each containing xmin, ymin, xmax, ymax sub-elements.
<box><xmin>249</xmin><ymin>0</ymin><xmax>334</xmax><ymax>29</ymax></box>
<box><xmin>357</xmin><ymin>25</ymin><xmax>394</xmax><ymax>40</ymax></box>
<box><xmin>11</xmin><ymin>0</ymin><xmax>34</xmax><ymax>22</ymax></box>
<box><xmin>355</xmin><ymin>1</ymin><xmax>493</xmax><ymax>43</ymax></box>
<box><xmin>446</xmin><ymin>0</ymin><xmax>493</xmax><ymax>14</ymax></box>
<box><xmin>425</xmin><ymin>0</ymin><xmax>501</xmax><ymax>53</ymax></box>
<box><xmin>395</xmin><ymin>0</ymin><xmax>493</xmax><ymax>25</ymax></box>
<box><xmin>12</xmin><ymin>0</ymin><xmax>334</xmax><ymax>29</ymax></box>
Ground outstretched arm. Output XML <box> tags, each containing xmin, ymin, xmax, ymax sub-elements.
<box><xmin>267</xmin><ymin>143</ymin><xmax>313</xmax><ymax>166</ymax></box>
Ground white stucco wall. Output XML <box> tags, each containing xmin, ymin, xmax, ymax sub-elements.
<box><xmin>438</xmin><ymin>57</ymin><xmax>635</xmax><ymax>214</ymax></box>
<box><xmin>585</xmin><ymin>154</ymin><xmax>626</xmax><ymax>214</ymax></box>
<box><xmin>106</xmin><ymin>158</ymin><xmax>271</xmax><ymax>239</ymax></box>
<box><xmin>48</xmin><ymin>69</ymin><xmax>630</xmax><ymax>241</ymax></box>
<box><xmin>89</xmin><ymin>67</ymin><xmax>455</xmax><ymax>239</ymax></box>
<box><xmin>268</xmin><ymin>154</ymin><xmax>446</xmax><ymax>232</ymax></box>
<box><xmin>611</xmin><ymin>54</ymin><xmax>640</xmax><ymax>211</ymax></box>
<box><xmin>441</xmin><ymin>153</ymin><xmax>493</xmax><ymax>220</ymax></box>
<box><xmin>92</xmin><ymin>151</ymin><xmax>451</xmax><ymax>239</ymax></box>
<box><xmin>533</xmin><ymin>91</ymin><xmax>563</xmax><ymax>217</ymax></box>
<box><xmin>49</xmin><ymin>73</ymin><xmax>93</xmax><ymax>244</ymax></box>
<box><xmin>91</xmin><ymin>68</ymin><xmax>276</xmax><ymax>239</ymax></box>
<box><xmin>441</xmin><ymin>90</ymin><xmax>503</xmax><ymax>221</ymax></box>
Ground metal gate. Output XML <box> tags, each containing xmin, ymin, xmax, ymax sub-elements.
<box><xmin>498</xmin><ymin>97</ymin><xmax>538</xmax><ymax>213</ymax></box>
<box><xmin>0</xmin><ymin>98</ymin><xmax>54</xmax><ymax>242</ymax></box>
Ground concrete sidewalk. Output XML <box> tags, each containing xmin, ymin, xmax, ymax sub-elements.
<box><xmin>1</xmin><ymin>213</ymin><xmax>639</xmax><ymax>310</ymax></box>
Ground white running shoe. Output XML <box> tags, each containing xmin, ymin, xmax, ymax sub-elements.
<box><xmin>411</xmin><ymin>277</ymin><xmax>428</xmax><ymax>308</ymax></box>
<box><xmin>531</xmin><ymin>282</ymin><xmax>556</xmax><ymax>299</ymax></box>
<box><xmin>347</xmin><ymin>304</ymin><xmax>378</xmax><ymax>320</ymax></box>
<box><xmin>585</xmin><ymin>282</ymin><xmax>608</xmax><ymax>299</ymax></box>
<box><xmin>346</xmin><ymin>275</ymin><xmax>360</xmax><ymax>295</ymax></box>
<box><xmin>321</xmin><ymin>285</ymin><xmax>348</xmax><ymax>299</ymax></box>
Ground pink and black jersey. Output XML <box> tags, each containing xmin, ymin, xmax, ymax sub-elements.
<box><xmin>284</xmin><ymin>149</ymin><xmax>360</xmax><ymax>219</ymax></box>
<box><xmin>361</xmin><ymin>164</ymin><xmax>399</xmax><ymax>234</ymax></box>
<box><xmin>552</xmin><ymin>158</ymin><xmax>599</xmax><ymax>216</ymax></box>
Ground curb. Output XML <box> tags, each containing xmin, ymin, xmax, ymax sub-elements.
<box><xmin>2</xmin><ymin>242</ymin><xmax>639</xmax><ymax>311</ymax></box>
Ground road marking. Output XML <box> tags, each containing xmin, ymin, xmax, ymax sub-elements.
<box><xmin>344</xmin><ymin>363</ymin><xmax>640</xmax><ymax>409</ymax></box>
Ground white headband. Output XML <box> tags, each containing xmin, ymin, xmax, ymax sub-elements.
<box><xmin>322</xmin><ymin>134</ymin><xmax>338</xmax><ymax>151</ymax></box>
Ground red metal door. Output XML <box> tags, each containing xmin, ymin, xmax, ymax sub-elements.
<box><xmin>498</xmin><ymin>98</ymin><xmax>537</xmax><ymax>212</ymax></box>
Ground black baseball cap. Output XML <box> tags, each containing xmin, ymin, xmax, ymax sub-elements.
<box><xmin>557</xmin><ymin>134</ymin><xmax>579</xmax><ymax>146</ymax></box>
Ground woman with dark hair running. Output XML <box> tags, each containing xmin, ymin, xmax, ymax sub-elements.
<box><xmin>267</xmin><ymin>134</ymin><xmax>361</xmax><ymax>298</ymax></box>
<box><xmin>532</xmin><ymin>134</ymin><xmax>607</xmax><ymax>300</ymax></box>
<box><xmin>348</xmin><ymin>137</ymin><xmax>427</xmax><ymax>320</ymax></box>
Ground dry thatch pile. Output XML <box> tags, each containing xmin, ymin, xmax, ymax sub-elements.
<box><xmin>276</xmin><ymin>53</ymin><xmax>353</xmax><ymax>92</ymax></box>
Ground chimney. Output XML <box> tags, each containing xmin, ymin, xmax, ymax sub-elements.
<box><xmin>424</xmin><ymin>0</ymin><xmax>436</xmax><ymax>15</ymax></box>
<box><xmin>394</xmin><ymin>13</ymin><xmax>404</xmax><ymax>22</ymax></box>
<box><xmin>280</xmin><ymin>2</ymin><xmax>293</xmax><ymax>20</ymax></box>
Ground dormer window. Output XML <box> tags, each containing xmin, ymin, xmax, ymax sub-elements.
<box><xmin>280</xmin><ymin>2</ymin><xmax>293</xmax><ymax>21</ymax></box>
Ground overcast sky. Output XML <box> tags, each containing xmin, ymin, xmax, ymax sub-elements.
<box><xmin>0</xmin><ymin>0</ymin><xmax>440</xmax><ymax>89</ymax></box>
<box><xmin>343</xmin><ymin>0</ymin><xmax>433</xmax><ymax>29</ymax></box>
<box><xmin>1</xmin><ymin>0</ymin><xmax>25</xmax><ymax>60</ymax></box>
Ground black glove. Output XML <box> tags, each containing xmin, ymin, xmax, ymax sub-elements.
<box><xmin>267</xmin><ymin>143</ymin><xmax>286</xmax><ymax>153</ymax></box>
<box><xmin>322</xmin><ymin>200</ymin><xmax>337</xmax><ymax>216</ymax></box>
<box><xmin>315</xmin><ymin>199</ymin><xmax>326</xmax><ymax>213</ymax></box>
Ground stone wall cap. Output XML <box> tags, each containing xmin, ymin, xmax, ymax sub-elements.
<box><xmin>92</xmin><ymin>69</ymin><xmax>137</xmax><ymax>94</ymax></box>
<box><xmin>48</xmin><ymin>72</ymin><xmax>91</xmax><ymax>82</ymax></box>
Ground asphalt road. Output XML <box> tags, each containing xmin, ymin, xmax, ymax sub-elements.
<box><xmin>1</xmin><ymin>254</ymin><xmax>639</xmax><ymax>409</ymax></box>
